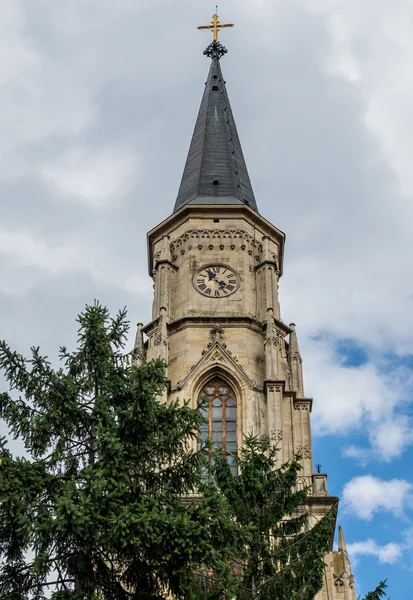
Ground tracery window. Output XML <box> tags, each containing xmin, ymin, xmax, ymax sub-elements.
<box><xmin>198</xmin><ymin>377</ymin><xmax>237</xmax><ymax>476</ymax></box>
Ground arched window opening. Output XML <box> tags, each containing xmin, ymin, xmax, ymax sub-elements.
<box><xmin>198</xmin><ymin>377</ymin><xmax>237</xmax><ymax>476</ymax></box>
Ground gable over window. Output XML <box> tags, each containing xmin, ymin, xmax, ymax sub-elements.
<box><xmin>198</xmin><ymin>377</ymin><xmax>237</xmax><ymax>476</ymax></box>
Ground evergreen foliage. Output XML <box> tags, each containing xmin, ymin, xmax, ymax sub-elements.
<box><xmin>211</xmin><ymin>437</ymin><xmax>336</xmax><ymax>600</ymax></box>
<box><xmin>0</xmin><ymin>303</ymin><xmax>240</xmax><ymax>599</ymax></box>
<box><xmin>360</xmin><ymin>580</ymin><xmax>389</xmax><ymax>600</ymax></box>
<box><xmin>0</xmin><ymin>302</ymin><xmax>361</xmax><ymax>600</ymax></box>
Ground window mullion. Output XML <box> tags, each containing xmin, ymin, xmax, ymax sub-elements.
<box><xmin>208</xmin><ymin>399</ymin><xmax>212</xmax><ymax>443</ymax></box>
<box><xmin>222</xmin><ymin>398</ymin><xmax>226</xmax><ymax>455</ymax></box>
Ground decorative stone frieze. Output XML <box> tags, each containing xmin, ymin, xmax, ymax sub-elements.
<box><xmin>170</xmin><ymin>229</ymin><xmax>267</xmax><ymax>262</ymax></box>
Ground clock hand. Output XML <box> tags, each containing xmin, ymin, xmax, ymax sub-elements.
<box><xmin>206</xmin><ymin>269</ymin><xmax>217</xmax><ymax>280</ymax></box>
<box><xmin>218</xmin><ymin>280</ymin><xmax>226</xmax><ymax>289</ymax></box>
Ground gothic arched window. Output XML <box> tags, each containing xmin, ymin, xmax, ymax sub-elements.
<box><xmin>198</xmin><ymin>377</ymin><xmax>237</xmax><ymax>476</ymax></box>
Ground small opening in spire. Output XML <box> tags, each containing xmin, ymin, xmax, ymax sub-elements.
<box><xmin>213</xmin><ymin>180</ymin><xmax>220</xmax><ymax>186</ymax></box>
<box><xmin>212</xmin><ymin>85</ymin><xmax>219</xmax><ymax>90</ymax></box>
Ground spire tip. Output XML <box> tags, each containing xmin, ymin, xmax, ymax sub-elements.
<box><xmin>338</xmin><ymin>525</ymin><xmax>348</xmax><ymax>553</ymax></box>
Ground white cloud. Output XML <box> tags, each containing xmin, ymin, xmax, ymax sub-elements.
<box><xmin>0</xmin><ymin>3</ymin><xmax>98</xmax><ymax>177</ymax></box>
<box><xmin>304</xmin><ymin>338</ymin><xmax>393</xmax><ymax>434</ymax></box>
<box><xmin>0</xmin><ymin>229</ymin><xmax>82</xmax><ymax>275</ymax></box>
<box><xmin>0</xmin><ymin>228</ymin><xmax>151</xmax><ymax>297</ymax></box>
<box><xmin>266</xmin><ymin>0</ymin><xmax>413</xmax><ymax>360</ymax></box>
<box><xmin>307</xmin><ymin>0</ymin><xmax>413</xmax><ymax>199</ymax></box>
<box><xmin>368</xmin><ymin>417</ymin><xmax>413</xmax><ymax>461</ymax></box>
<box><xmin>343</xmin><ymin>446</ymin><xmax>372</xmax><ymax>467</ymax></box>
<box><xmin>347</xmin><ymin>539</ymin><xmax>403</xmax><ymax>565</ymax></box>
<box><xmin>0</xmin><ymin>1</ymin><xmax>148</xmax><ymax>186</ymax></box>
<box><xmin>346</xmin><ymin>526</ymin><xmax>413</xmax><ymax>569</ymax></box>
<box><xmin>298</xmin><ymin>335</ymin><xmax>413</xmax><ymax>460</ymax></box>
<box><xmin>41</xmin><ymin>147</ymin><xmax>137</xmax><ymax>207</ymax></box>
<box><xmin>342</xmin><ymin>475</ymin><xmax>413</xmax><ymax>520</ymax></box>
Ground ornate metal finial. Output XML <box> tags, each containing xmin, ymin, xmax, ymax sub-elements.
<box><xmin>198</xmin><ymin>11</ymin><xmax>233</xmax><ymax>58</ymax></box>
<box><xmin>316</xmin><ymin>463</ymin><xmax>322</xmax><ymax>474</ymax></box>
<box><xmin>203</xmin><ymin>41</ymin><xmax>228</xmax><ymax>59</ymax></box>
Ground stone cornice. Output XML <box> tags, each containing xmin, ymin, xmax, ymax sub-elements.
<box><xmin>263</xmin><ymin>318</ymin><xmax>292</xmax><ymax>337</ymax></box>
<box><xmin>254</xmin><ymin>259</ymin><xmax>279</xmax><ymax>272</ymax></box>
<box><xmin>141</xmin><ymin>316</ymin><xmax>160</xmax><ymax>337</ymax></box>
<box><xmin>264</xmin><ymin>379</ymin><xmax>286</xmax><ymax>393</ymax></box>
<box><xmin>142</xmin><ymin>314</ymin><xmax>272</xmax><ymax>339</ymax></box>
<box><xmin>167</xmin><ymin>315</ymin><xmax>264</xmax><ymax>336</ymax></box>
<box><xmin>293</xmin><ymin>397</ymin><xmax>313</xmax><ymax>412</ymax></box>
<box><xmin>153</xmin><ymin>259</ymin><xmax>178</xmax><ymax>272</ymax></box>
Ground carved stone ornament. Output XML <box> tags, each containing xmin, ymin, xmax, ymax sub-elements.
<box><xmin>134</xmin><ymin>348</ymin><xmax>144</xmax><ymax>361</ymax></box>
<box><xmin>210</xmin><ymin>323</ymin><xmax>224</xmax><ymax>343</ymax></box>
<box><xmin>270</xmin><ymin>429</ymin><xmax>283</xmax><ymax>441</ymax></box>
<box><xmin>170</xmin><ymin>229</ymin><xmax>262</xmax><ymax>261</ymax></box>
<box><xmin>210</xmin><ymin>351</ymin><xmax>222</xmax><ymax>362</ymax></box>
<box><xmin>294</xmin><ymin>403</ymin><xmax>309</xmax><ymax>411</ymax></box>
<box><xmin>265</xmin><ymin>330</ymin><xmax>278</xmax><ymax>346</ymax></box>
<box><xmin>297</xmin><ymin>445</ymin><xmax>312</xmax><ymax>459</ymax></box>
<box><xmin>333</xmin><ymin>575</ymin><xmax>345</xmax><ymax>591</ymax></box>
<box><xmin>174</xmin><ymin>333</ymin><xmax>255</xmax><ymax>393</ymax></box>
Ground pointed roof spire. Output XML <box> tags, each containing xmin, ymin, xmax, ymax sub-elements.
<box><xmin>173</xmin><ymin>30</ymin><xmax>258</xmax><ymax>213</ymax></box>
<box><xmin>133</xmin><ymin>323</ymin><xmax>145</xmax><ymax>366</ymax></box>
<box><xmin>289</xmin><ymin>323</ymin><xmax>301</xmax><ymax>358</ymax></box>
<box><xmin>288</xmin><ymin>323</ymin><xmax>304</xmax><ymax>397</ymax></box>
<box><xmin>338</xmin><ymin>526</ymin><xmax>348</xmax><ymax>553</ymax></box>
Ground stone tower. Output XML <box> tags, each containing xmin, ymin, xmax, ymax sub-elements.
<box><xmin>139</xmin><ymin>36</ymin><xmax>356</xmax><ymax>600</ymax></box>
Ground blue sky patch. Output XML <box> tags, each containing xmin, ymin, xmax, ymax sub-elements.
<box><xmin>334</xmin><ymin>338</ymin><xmax>369</xmax><ymax>367</ymax></box>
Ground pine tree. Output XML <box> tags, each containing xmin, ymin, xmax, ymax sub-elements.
<box><xmin>212</xmin><ymin>436</ymin><xmax>336</xmax><ymax>600</ymax></box>
<box><xmin>0</xmin><ymin>303</ymin><xmax>240</xmax><ymax>600</ymax></box>
<box><xmin>360</xmin><ymin>580</ymin><xmax>389</xmax><ymax>600</ymax></box>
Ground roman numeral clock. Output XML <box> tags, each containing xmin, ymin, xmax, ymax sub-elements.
<box><xmin>194</xmin><ymin>265</ymin><xmax>240</xmax><ymax>298</ymax></box>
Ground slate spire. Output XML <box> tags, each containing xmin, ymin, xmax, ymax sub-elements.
<box><xmin>174</xmin><ymin>41</ymin><xmax>258</xmax><ymax>213</ymax></box>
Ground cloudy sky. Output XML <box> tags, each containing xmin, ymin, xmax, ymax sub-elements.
<box><xmin>1</xmin><ymin>0</ymin><xmax>413</xmax><ymax>596</ymax></box>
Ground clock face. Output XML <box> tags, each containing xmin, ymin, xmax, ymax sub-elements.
<box><xmin>194</xmin><ymin>265</ymin><xmax>239</xmax><ymax>298</ymax></box>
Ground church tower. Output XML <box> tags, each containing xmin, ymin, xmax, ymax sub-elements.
<box><xmin>140</xmin><ymin>15</ymin><xmax>356</xmax><ymax>599</ymax></box>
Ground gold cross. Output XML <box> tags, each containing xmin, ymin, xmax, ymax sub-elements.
<box><xmin>197</xmin><ymin>9</ymin><xmax>234</xmax><ymax>42</ymax></box>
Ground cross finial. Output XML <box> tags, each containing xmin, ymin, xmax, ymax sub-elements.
<box><xmin>197</xmin><ymin>10</ymin><xmax>234</xmax><ymax>43</ymax></box>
